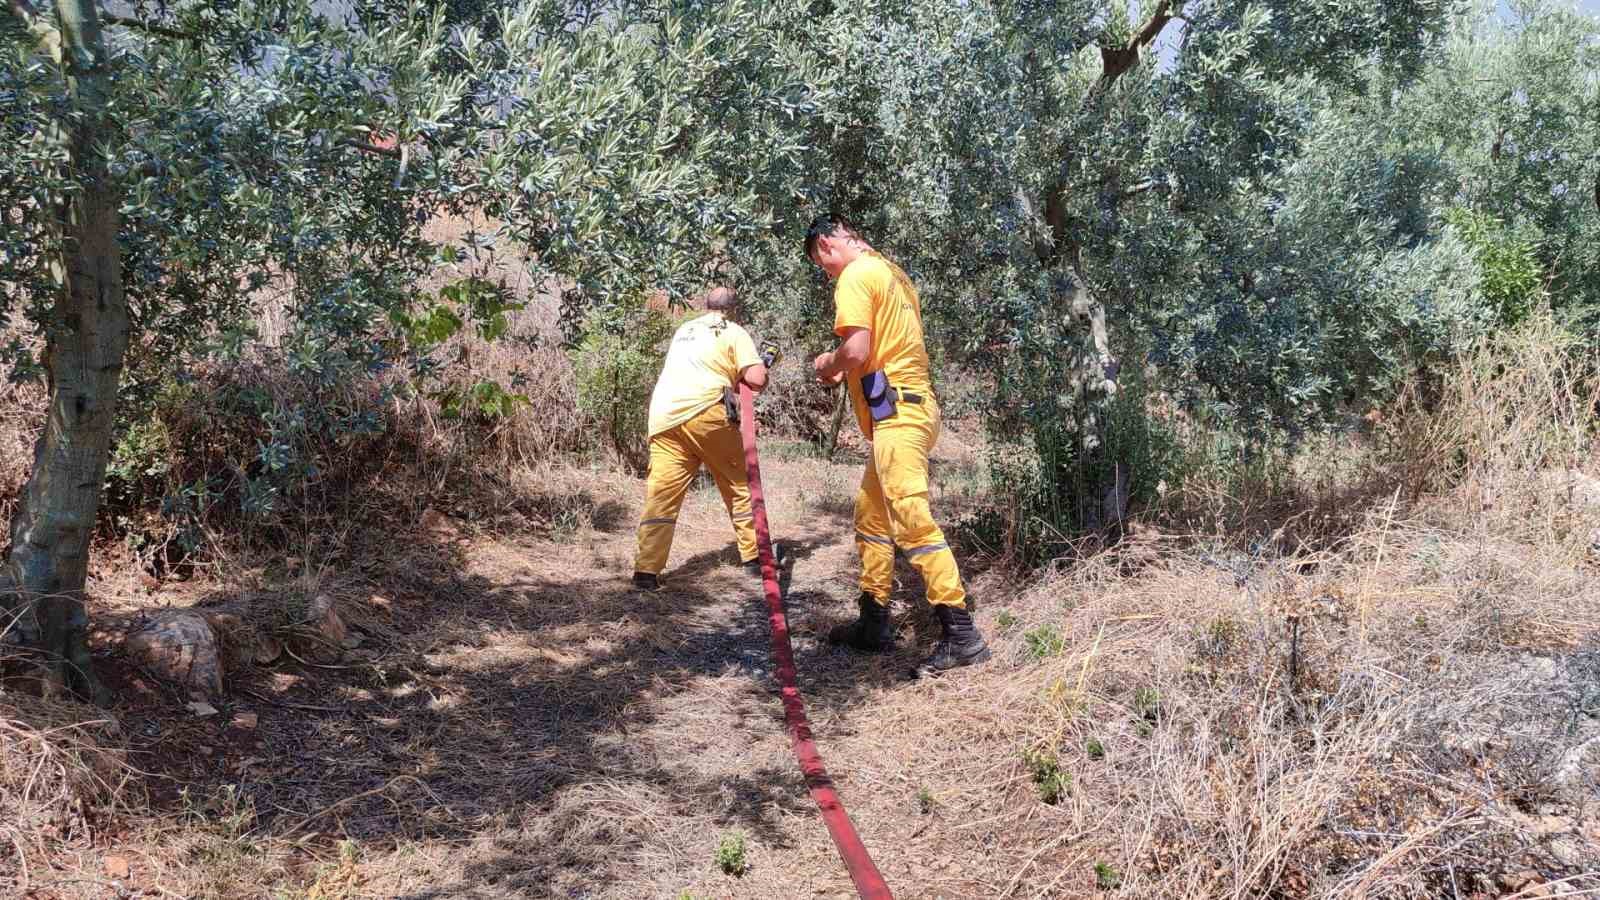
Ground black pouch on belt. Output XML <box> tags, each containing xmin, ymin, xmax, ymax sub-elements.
<box><xmin>860</xmin><ymin>370</ymin><xmax>898</xmax><ymax>422</ymax></box>
<box><xmin>722</xmin><ymin>386</ymin><xmax>740</xmax><ymax>427</ymax></box>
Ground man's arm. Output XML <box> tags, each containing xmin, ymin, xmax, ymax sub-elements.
<box><xmin>739</xmin><ymin>362</ymin><xmax>769</xmax><ymax>392</ymax></box>
<box><xmin>813</xmin><ymin>327</ymin><xmax>870</xmax><ymax>384</ymax></box>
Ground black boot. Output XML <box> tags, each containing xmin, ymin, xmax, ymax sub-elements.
<box><xmin>827</xmin><ymin>593</ymin><xmax>894</xmax><ymax>652</ymax></box>
<box><xmin>916</xmin><ymin>603</ymin><xmax>991</xmax><ymax>676</ymax></box>
<box><xmin>631</xmin><ymin>571</ymin><xmax>660</xmax><ymax>592</ymax></box>
<box><xmin>743</xmin><ymin>542</ymin><xmax>784</xmax><ymax>577</ymax></box>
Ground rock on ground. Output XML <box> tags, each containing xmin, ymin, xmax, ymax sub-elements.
<box><xmin>125</xmin><ymin>611</ymin><xmax>223</xmax><ymax>697</ymax></box>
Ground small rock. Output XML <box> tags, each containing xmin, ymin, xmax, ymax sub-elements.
<box><xmin>186</xmin><ymin>700</ymin><xmax>219</xmax><ymax>717</ymax></box>
<box><xmin>104</xmin><ymin>855</ymin><xmax>130</xmax><ymax>880</ymax></box>
<box><xmin>420</xmin><ymin>507</ymin><xmax>458</xmax><ymax>537</ymax></box>
<box><xmin>254</xmin><ymin>637</ymin><xmax>283</xmax><ymax>665</ymax></box>
<box><xmin>341</xmin><ymin>634</ymin><xmax>364</xmax><ymax>650</ymax></box>
<box><xmin>233</xmin><ymin>711</ymin><xmax>258</xmax><ymax>730</ymax></box>
<box><xmin>196</xmin><ymin>744</ymin><xmax>214</xmax><ymax>757</ymax></box>
<box><xmin>1500</xmin><ymin>869</ymin><xmax>1542</xmax><ymax>892</ymax></box>
<box><xmin>126</xmin><ymin>612</ymin><xmax>224</xmax><ymax>697</ymax></box>
<box><xmin>297</xmin><ymin>594</ymin><xmax>347</xmax><ymax>663</ymax></box>
<box><xmin>1551</xmin><ymin>836</ymin><xmax>1586</xmax><ymax>868</ymax></box>
<box><xmin>200</xmin><ymin>608</ymin><xmax>245</xmax><ymax>635</ymax></box>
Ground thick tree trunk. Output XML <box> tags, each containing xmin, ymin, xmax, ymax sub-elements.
<box><xmin>3</xmin><ymin>0</ymin><xmax>128</xmax><ymax>704</ymax></box>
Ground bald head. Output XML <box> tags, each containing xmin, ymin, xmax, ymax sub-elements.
<box><xmin>705</xmin><ymin>286</ymin><xmax>738</xmax><ymax>313</ymax></box>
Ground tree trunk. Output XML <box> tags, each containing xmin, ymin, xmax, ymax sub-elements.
<box><xmin>824</xmin><ymin>383</ymin><xmax>846</xmax><ymax>461</ymax></box>
<box><xmin>3</xmin><ymin>0</ymin><xmax>128</xmax><ymax>704</ymax></box>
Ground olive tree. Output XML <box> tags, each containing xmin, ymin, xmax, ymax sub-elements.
<box><xmin>719</xmin><ymin>0</ymin><xmax>1472</xmax><ymax>544</ymax></box>
<box><xmin>0</xmin><ymin>0</ymin><xmax>474</xmax><ymax>699</ymax></box>
<box><xmin>0</xmin><ymin>0</ymin><xmax>833</xmax><ymax>699</ymax></box>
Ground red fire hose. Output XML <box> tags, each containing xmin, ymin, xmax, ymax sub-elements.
<box><xmin>738</xmin><ymin>384</ymin><xmax>894</xmax><ymax>900</ymax></box>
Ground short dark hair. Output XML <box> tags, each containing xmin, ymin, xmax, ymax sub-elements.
<box><xmin>705</xmin><ymin>286</ymin><xmax>738</xmax><ymax>311</ymax></box>
<box><xmin>804</xmin><ymin>213</ymin><xmax>858</xmax><ymax>259</ymax></box>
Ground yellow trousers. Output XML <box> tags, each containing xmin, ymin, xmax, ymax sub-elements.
<box><xmin>634</xmin><ymin>403</ymin><xmax>757</xmax><ymax>575</ymax></box>
<box><xmin>855</xmin><ymin>398</ymin><xmax>967</xmax><ymax>609</ymax></box>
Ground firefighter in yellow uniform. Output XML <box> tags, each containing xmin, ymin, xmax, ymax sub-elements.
<box><xmin>805</xmin><ymin>214</ymin><xmax>991</xmax><ymax>675</ymax></box>
<box><xmin>631</xmin><ymin>287</ymin><xmax>771</xmax><ymax>592</ymax></box>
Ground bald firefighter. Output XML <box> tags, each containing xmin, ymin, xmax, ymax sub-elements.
<box><xmin>805</xmin><ymin>215</ymin><xmax>991</xmax><ymax>675</ymax></box>
<box><xmin>631</xmin><ymin>287</ymin><xmax>772</xmax><ymax>592</ymax></box>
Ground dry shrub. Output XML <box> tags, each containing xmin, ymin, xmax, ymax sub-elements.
<box><xmin>885</xmin><ymin>320</ymin><xmax>1600</xmax><ymax>897</ymax></box>
<box><xmin>917</xmin><ymin>504</ymin><xmax>1599</xmax><ymax>898</ymax></box>
<box><xmin>0</xmin><ymin>377</ymin><xmax>44</xmax><ymax>528</ymax></box>
<box><xmin>0</xmin><ymin>689</ymin><xmax>134</xmax><ymax>894</ymax></box>
<box><xmin>1377</xmin><ymin>313</ymin><xmax>1600</xmax><ymax>557</ymax></box>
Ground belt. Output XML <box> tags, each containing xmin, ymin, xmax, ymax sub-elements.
<box><xmin>890</xmin><ymin>387</ymin><xmax>923</xmax><ymax>404</ymax></box>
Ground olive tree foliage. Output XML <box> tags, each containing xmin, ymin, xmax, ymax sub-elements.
<box><xmin>0</xmin><ymin>0</ymin><xmax>477</xmax><ymax>697</ymax></box>
<box><xmin>0</xmin><ymin>0</ymin><xmax>835</xmax><ymax>697</ymax></box>
<box><xmin>713</xmin><ymin>0</ymin><xmax>1471</xmax><ymax>542</ymax></box>
<box><xmin>1384</xmin><ymin>0</ymin><xmax>1600</xmax><ymax>329</ymax></box>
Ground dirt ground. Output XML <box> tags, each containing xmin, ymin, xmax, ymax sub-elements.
<box><xmin>58</xmin><ymin>431</ymin><xmax>1039</xmax><ymax>899</ymax></box>
<box><xmin>18</xmin><ymin>418</ymin><xmax>1600</xmax><ymax>900</ymax></box>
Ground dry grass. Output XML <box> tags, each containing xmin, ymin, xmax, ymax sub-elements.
<box><xmin>0</xmin><ymin>689</ymin><xmax>136</xmax><ymax>895</ymax></box>
<box><xmin>2</xmin><ymin>313</ymin><xmax>1598</xmax><ymax>898</ymax></box>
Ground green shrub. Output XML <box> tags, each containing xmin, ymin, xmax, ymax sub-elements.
<box><xmin>1022</xmin><ymin>624</ymin><xmax>1065</xmax><ymax>661</ymax></box>
<box><xmin>1094</xmin><ymin>861</ymin><xmax>1122</xmax><ymax>889</ymax></box>
<box><xmin>1444</xmin><ymin>207</ymin><xmax>1543</xmax><ymax>327</ymax></box>
<box><xmin>1022</xmin><ymin>747</ymin><xmax>1070</xmax><ymax>805</ymax></box>
<box><xmin>714</xmin><ymin>831</ymin><xmax>747</xmax><ymax>876</ymax></box>
<box><xmin>989</xmin><ymin>361</ymin><xmax>1188</xmax><ymax>564</ymax></box>
<box><xmin>571</xmin><ymin>302</ymin><xmax>675</xmax><ymax>475</ymax></box>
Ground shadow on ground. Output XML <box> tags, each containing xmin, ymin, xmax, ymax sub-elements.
<box><xmin>87</xmin><ymin>474</ymin><xmax>947</xmax><ymax>896</ymax></box>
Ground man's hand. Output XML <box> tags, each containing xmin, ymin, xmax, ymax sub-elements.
<box><xmin>813</xmin><ymin>351</ymin><xmax>844</xmax><ymax>385</ymax></box>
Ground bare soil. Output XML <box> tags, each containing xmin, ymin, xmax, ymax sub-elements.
<box><xmin>35</xmin><ymin>432</ymin><xmax>1031</xmax><ymax>899</ymax></box>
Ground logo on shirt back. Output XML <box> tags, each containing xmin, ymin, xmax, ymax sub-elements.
<box><xmin>886</xmin><ymin>264</ymin><xmax>918</xmax><ymax>317</ymax></box>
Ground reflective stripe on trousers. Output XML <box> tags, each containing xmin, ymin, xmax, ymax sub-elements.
<box><xmin>634</xmin><ymin>403</ymin><xmax>759</xmax><ymax>575</ymax></box>
<box><xmin>854</xmin><ymin>397</ymin><xmax>967</xmax><ymax>608</ymax></box>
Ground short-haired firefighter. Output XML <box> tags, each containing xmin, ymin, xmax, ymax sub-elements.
<box><xmin>805</xmin><ymin>215</ymin><xmax>991</xmax><ymax>675</ymax></box>
<box><xmin>631</xmin><ymin>287</ymin><xmax>772</xmax><ymax>592</ymax></box>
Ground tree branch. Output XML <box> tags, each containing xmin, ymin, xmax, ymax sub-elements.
<box><xmin>339</xmin><ymin>139</ymin><xmax>403</xmax><ymax>160</ymax></box>
<box><xmin>1098</xmin><ymin>0</ymin><xmax>1174</xmax><ymax>85</ymax></box>
<box><xmin>7</xmin><ymin>0</ymin><xmax>40</xmax><ymax>25</ymax></box>
<box><xmin>101</xmin><ymin>13</ymin><xmax>193</xmax><ymax>40</ymax></box>
<box><xmin>1116</xmin><ymin>178</ymin><xmax>1166</xmax><ymax>201</ymax></box>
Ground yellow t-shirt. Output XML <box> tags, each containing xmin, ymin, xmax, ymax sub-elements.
<box><xmin>833</xmin><ymin>251</ymin><xmax>934</xmax><ymax>436</ymax></box>
<box><xmin>647</xmin><ymin>313</ymin><xmax>761</xmax><ymax>437</ymax></box>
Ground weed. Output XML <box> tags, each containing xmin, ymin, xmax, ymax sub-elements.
<box><xmin>995</xmin><ymin>609</ymin><xmax>1017</xmax><ymax>632</ymax></box>
<box><xmin>1094</xmin><ymin>861</ymin><xmax>1122</xmax><ymax>889</ymax></box>
<box><xmin>1023</xmin><ymin>623</ymin><xmax>1066</xmax><ymax>661</ymax></box>
<box><xmin>715</xmin><ymin>831</ymin><xmax>748</xmax><ymax>876</ymax></box>
<box><xmin>1022</xmin><ymin>747</ymin><xmax>1070</xmax><ymax>805</ymax></box>
<box><xmin>1198</xmin><ymin>616</ymin><xmax>1243</xmax><ymax>662</ymax></box>
<box><xmin>551</xmin><ymin>507</ymin><xmax>581</xmax><ymax>543</ymax></box>
<box><xmin>1133</xmin><ymin>686</ymin><xmax>1161</xmax><ymax>721</ymax></box>
<box><xmin>916</xmin><ymin>786</ymin><xmax>935</xmax><ymax>815</ymax></box>
<box><xmin>180</xmin><ymin>784</ymin><xmax>256</xmax><ymax>840</ymax></box>
<box><xmin>1085</xmin><ymin>737</ymin><xmax>1106</xmax><ymax>760</ymax></box>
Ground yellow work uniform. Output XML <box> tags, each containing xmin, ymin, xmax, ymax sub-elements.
<box><xmin>833</xmin><ymin>252</ymin><xmax>966</xmax><ymax>609</ymax></box>
<box><xmin>635</xmin><ymin>313</ymin><xmax>761</xmax><ymax>575</ymax></box>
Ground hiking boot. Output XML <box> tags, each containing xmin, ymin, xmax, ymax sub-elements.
<box><xmin>827</xmin><ymin>593</ymin><xmax>894</xmax><ymax>652</ymax></box>
<box><xmin>915</xmin><ymin>603</ymin><xmax>991</xmax><ymax>677</ymax></box>
<box><xmin>742</xmin><ymin>542</ymin><xmax>784</xmax><ymax>577</ymax></box>
<box><xmin>631</xmin><ymin>572</ymin><xmax>661</xmax><ymax>592</ymax></box>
